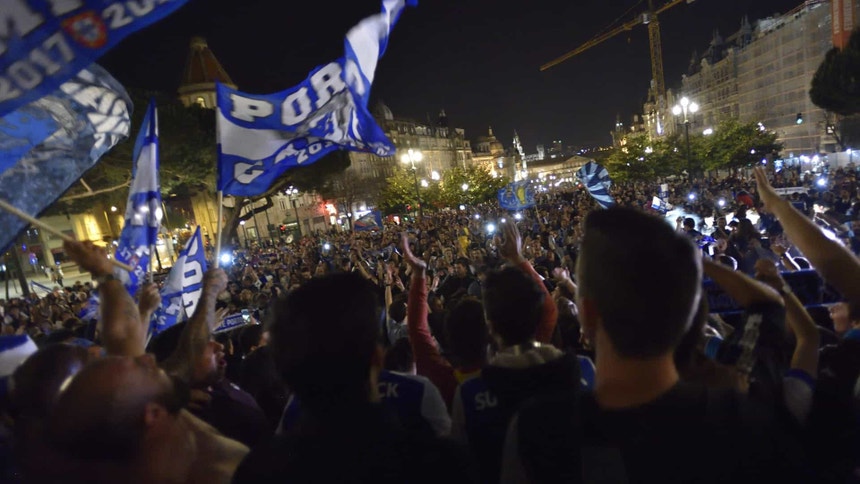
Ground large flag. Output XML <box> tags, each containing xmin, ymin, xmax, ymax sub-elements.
<box><xmin>0</xmin><ymin>64</ymin><xmax>131</xmax><ymax>252</ymax></box>
<box><xmin>115</xmin><ymin>101</ymin><xmax>161</xmax><ymax>296</ymax></box>
<box><xmin>153</xmin><ymin>226</ymin><xmax>207</xmax><ymax>334</ymax></box>
<box><xmin>576</xmin><ymin>161</ymin><xmax>616</xmax><ymax>209</ymax></box>
<box><xmin>216</xmin><ymin>0</ymin><xmax>416</xmax><ymax>196</ymax></box>
<box><xmin>498</xmin><ymin>180</ymin><xmax>536</xmax><ymax>210</ymax></box>
<box><xmin>0</xmin><ymin>0</ymin><xmax>190</xmax><ymax>118</ymax></box>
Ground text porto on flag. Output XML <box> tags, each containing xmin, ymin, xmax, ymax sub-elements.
<box><xmin>0</xmin><ymin>0</ymin><xmax>190</xmax><ymax>118</ymax></box>
<box><xmin>216</xmin><ymin>0</ymin><xmax>417</xmax><ymax>197</ymax></box>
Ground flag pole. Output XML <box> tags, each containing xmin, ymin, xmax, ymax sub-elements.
<box><xmin>0</xmin><ymin>198</ymin><xmax>134</xmax><ymax>272</ymax></box>
<box><xmin>149</xmin><ymin>244</ymin><xmax>155</xmax><ymax>282</ymax></box>
<box><xmin>214</xmin><ymin>191</ymin><xmax>224</xmax><ymax>268</ymax></box>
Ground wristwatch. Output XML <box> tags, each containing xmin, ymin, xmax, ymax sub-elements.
<box><xmin>96</xmin><ymin>273</ymin><xmax>118</xmax><ymax>285</ymax></box>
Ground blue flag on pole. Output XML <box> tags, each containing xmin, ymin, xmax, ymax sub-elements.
<box><xmin>215</xmin><ymin>0</ymin><xmax>416</xmax><ymax>196</ymax></box>
<box><xmin>153</xmin><ymin>226</ymin><xmax>207</xmax><ymax>335</ymax></box>
<box><xmin>0</xmin><ymin>64</ymin><xmax>131</xmax><ymax>253</ymax></box>
<box><xmin>498</xmin><ymin>181</ymin><xmax>536</xmax><ymax>210</ymax></box>
<box><xmin>115</xmin><ymin>101</ymin><xmax>161</xmax><ymax>296</ymax></box>
<box><xmin>0</xmin><ymin>0</ymin><xmax>189</xmax><ymax>119</ymax></box>
<box><xmin>576</xmin><ymin>161</ymin><xmax>616</xmax><ymax>209</ymax></box>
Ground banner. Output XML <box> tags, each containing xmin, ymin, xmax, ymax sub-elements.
<box><xmin>115</xmin><ymin>100</ymin><xmax>161</xmax><ymax>296</ymax></box>
<box><xmin>651</xmin><ymin>196</ymin><xmax>672</xmax><ymax>213</ymax></box>
<box><xmin>213</xmin><ymin>313</ymin><xmax>249</xmax><ymax>334</ymax></box>
<box><xmin>354</xmin><ymin>210</ymin><xmax>383</xmax><ymax>232</ymax></box>
<box><xmin>498</xmin><ymin>180</ymin><xmax>536</xmax><ymax>210</ymax></box>
<box><xmin>0</xmin><ymin>64</ymin><xmax>130</xmax><ymax>253</ymax></box>
<box><xmin>216</xmin><ymin>0</ymin><xmax>417</xmax><ymax>196</ymax></box>
<box><xmin>774</xmin><ymin>186</ymin><xmax>807</xmax><ymax>196</ymax></box>
<box><xmin>705</xmin><ymin>270</ymin><xmax>823</xmax><ymax>314</ymax></box>
<box><xmin>0</xmin><ymin>0</ymin><xmax>189</xmax><ymax>118</ymax></box>
<box><xmin>153</xmin><ymin>226</ymin><xmax>206</xmax><ymax>334</ymax></box>
<box><xmin>576</xmin><ymin>161</ymin><xmax>615</xmax><ymax>209</ymax></box>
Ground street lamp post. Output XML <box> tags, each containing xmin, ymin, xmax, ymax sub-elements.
<box><xmin>287</xmin><ymin>187</ymin><xmax>302</xmax><ymax>238</ymax></box>
<box><xmin>672</xmin><ymin>96</ymin><xmax>699</xmax><ymax>183</ymax></box>
<box><xmin>401</xmin><ymin>149</ymin><xmax>424</xmax><ymax>219</ymax></box>
<box><xmin>239</xmin><ymin>220</ymin><xmax>248</xmax><ymax>248</ymax></box>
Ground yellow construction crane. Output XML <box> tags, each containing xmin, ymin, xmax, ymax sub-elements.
<box><xmin>542</xmin><ymin>0</ymin><xmax>695</xmax><ymax>115</ymax></box>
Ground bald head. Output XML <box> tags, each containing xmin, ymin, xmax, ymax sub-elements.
<box><xmin>48</xmin><ymin>355</ymin><xmax>181</xmax><ymax>461</ymax></box>
<box><xmin>11</xmin><ymin>344</ymin><xmax>89</xmax><ymax>420</ymax></box>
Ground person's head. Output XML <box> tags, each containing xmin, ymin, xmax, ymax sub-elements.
<box><xmin>238</xmin><ymin>324</ymin><xmax>266</xmax><ymax>356</ymax></box>
<box><xmin>482</xmin><ymin>267</ymin><xmax>545</xmax><ymax>347</ymax></box>
<box><xmin>148</xmin><ymin>323</ymin><xmax>226</xmax><ymax>388</ymax></box>
<box><xmin>388</xmin><ymin>293</ymin><xmax>408</xmax><ymax>324</ymax></box>
<box><xmin>829</xmin><ymin>302</ymin><xmax>860</xmax><ymax>336</ymax></box>
<box><xmin>683</xmin><ymin>218</ymin><xmax>696</xmax><ymax>231</ymax></box>
<box><xmin>268</xmin><ymin>272</ymin><xmax>382</xmax><ymax>410</ymax></box>
<box><xmin>717</xmin><ymin>217</ymin><xmax>727</xmax><ymax>229</ymax></box>
<box><xmin>577</xmin><ymin>208</ymin><xmax>702</xmax><ymax>360</ymax></box>
<box><xmin>47</xmin><ymin>355</ymin><xmax>185</xmax><ymax>462</ymax></box>
<box><xmin>453</xmin><ymin>257</ymin><xmax>471</xmax><ymax>278</ymax></box>
<box><xmin>383</xmin><ymin>337</ymin><xmax>414</xmax><ymax>373</ymax></box>
<box><xmin>444</xmin><ymin>297</ymin><xmax>489</xmax><ymax>368</ymax></box>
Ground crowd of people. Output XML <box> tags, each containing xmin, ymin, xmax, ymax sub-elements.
<box><xmin>0</xmin><ymin>165</ymin><xmax>859</xmax><ymax>483</ymax></box>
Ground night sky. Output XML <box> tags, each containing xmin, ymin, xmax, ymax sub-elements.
<box><xmin>101</xmin><ymin>0</ymin><xmax>808</xmax><ymax>152</ymax></box>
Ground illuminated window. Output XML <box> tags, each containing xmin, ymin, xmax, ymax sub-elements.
<box><xmin>195</xmin><ymin>96</ymin><xmax>206</xmax><ymax>108</ymax></box>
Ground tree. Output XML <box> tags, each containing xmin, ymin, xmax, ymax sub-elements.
<box><xmin>605</xmin><ymin>133</ymin><xmax>660</xmax><ymax>182</ymax></box>
<box><xmin>810</xmin><ymin>28</ymin><xmax>860</xmax><ymax>116</ymax></box>
<box><xmin>380</xmin><ymin>168</ymin><xmax>431</xmax><ymax>214</ymax></box>
<box><xmin>704</xmin><ymin>119</ymin><xmax>781</xmax><ymax>172</ymax></box>
<box><xmin>438</xmin><ymin>166</ymin><xmax>508</xmax><ymax>207</ymax></box>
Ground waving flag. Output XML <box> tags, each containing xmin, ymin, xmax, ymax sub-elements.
<box><xmin>0</xmin><ymin>64</ymin><xmax>130</xmax><ymax>253</ymax></box>
<box><xmin>354</xmin><ymin>211</ymin><xmax>383</xmax><ymax>232</ymax></box>
<box><xmin>153</xmin><ymin>226</ymin><xmax>207</xmax><ymax>334</ymax></box>
<box><xmin>576</xmin><ymin>161</ymin><xmax>615</xmax><ymax>209</ymax></box>
<box><xmin>216</xmin><ymin>0</ymin><xmax>416</xmax><ymax>196</ymax></box>
<box><xmin>498</xmin><ymin>180</ymin><xmax>536</xmax><ymax>210</ymax></box>
<box><xmin>115</xmin><ymin>101</ymin><xmax>161</xmax><ymax>296</ymax></box>
<box><xmin>0</xmin><ymin>0</ymin><xmax>189</xmax><ymax>118</ymax></box>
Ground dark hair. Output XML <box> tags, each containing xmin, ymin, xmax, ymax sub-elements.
<box><xmin>268</xmin><ymin>273</ymin><xmax>381</xmax><ymax>409</ymax></box>
<box><xmin>482</xmin><ymin>268</ymin><xmax>545</xmax><ymax>346</ymax></box>
<box><xmin>147</xmin><ymin>322</ymin><xmax>186</xmax><ymax>363</ymax></box>
<box><xmin>383</xmin><ymin>338</ymin><xmax>413</xmax><ymax>373</ymax></box>
<box><xmin>683</xmin><ymin>218</ymin><xmax>696</xmax><ymax>229</ymax></box>
<box><xmin>455</xmin><ymin>257</ymin><xmax>471</xmax><ymax>268</ymax></box>
<box><xmin>388</xmin><ymin>293</ymin><xmax>408</xmax><ymax>324</ymax></box>
<box><xmin>238</xmin><ymin>324</ymin><xmax>264</xmax><ymax>356</ymax></box>
<box><xmin>579</xmin><ymin>208</ymin><xmax>701</xmax><ymax>358</ymax></box>
<box><xmin>444</xmin><ymin>297</ymin><xmax>489</xmax><ymax>367</ymax></box>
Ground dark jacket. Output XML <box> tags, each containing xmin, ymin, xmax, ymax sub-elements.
<box><xmin>453</xmin><ymin>346</ymin><xmax>580</xmax><ymax>483</ymax></box>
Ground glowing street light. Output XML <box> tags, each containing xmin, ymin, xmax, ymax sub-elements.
<box><xmin>401</xmin><ymin>149</ymin><xmax>424</xmax><ymax>219</ymax></box>
<box><xmin>461</xmin><ymin>183</ymin><xmax>469</xmax><ymax>191</ymax></box>
<box><xmin>672</xmin><ymin>96</ymin><xmax>699</xmax><ymax>182</ymax></box>
<box><xmin>702</xmin><ymin>128</ymin><xmax>713</xmax><ymax>136</ymax></box>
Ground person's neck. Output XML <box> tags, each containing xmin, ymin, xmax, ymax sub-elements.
<box><xmin>593</xmin><ymin>330</ymin><xmax>679</xmax><ymax>410</ymax></box>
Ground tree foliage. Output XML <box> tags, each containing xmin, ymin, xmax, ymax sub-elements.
<box><xmin>379</xmin><ymin>165</ymin><xmax>506</xmax><ymax>213</ymax></box>
<box><xmin>606</xmin><ymin>119</ymin><xmax>781</xmax><ymax>181</ymax></box>
<box><xmin>810</xmin><ymin>28</ymin><xmax>860</xmax><ymax>116</ymax></box>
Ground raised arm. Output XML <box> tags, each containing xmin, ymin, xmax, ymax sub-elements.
<box><xmin>755</xmin><ymin>259</ymin><xmax>819</xmax><ymax>376</ymax></box>
<box><xmin>162</xmin><ymin>268</ymin><xmax>228</xmax><ymax>380</ymax></box>
<box><xmin>498</xmin><ymin>221</ymin><xmax>558</xmax><ymax>343</ymax></box>
<box><xmin>703</xmin><ymin>257</ymin><xmax>783</xmax><ymax>309</ymax></box>
<box><xmin>755</xmin><ymin>167</ymin><xmax>860</xmax><ymax>307</ymax></box>
<box><xmin>137</xmin><ymin>283</ymin><xmax>160</xmax><ymax>337</ymax></box>
<box><xmin>402</xmin><ymin>233</ymin><xmax>457</xmax><ymax>404</ymax></box>
<box><xmin>63</xmin><ymin>240</ymin><xmax>146</xmax><ymax>357</ymax></box>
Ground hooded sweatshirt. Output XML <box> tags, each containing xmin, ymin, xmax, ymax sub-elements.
<box><xmin>452</xmin><ymin>344</ymin><xmax>580</xmax><ymax>483</ymax></box>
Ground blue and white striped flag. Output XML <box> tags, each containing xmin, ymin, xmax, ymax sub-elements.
<box><xmin>216</xmin><ymin>0</ymin><xmax>416</xmax><ymax>196</ymax></box>
<box><xmin>0</xmin><ymin>64</ymin><xmax>131</xmax><ymax>253</ymax></box>
<box><xmin>576</xmin><ymin>161</ymin><xmax>616</xmax><ymax>209</ymax></box>
<box><xmin>115</xmin><ymin>101</ymin><xmax>161</xmax><ymax>296</ymax></box>
<box><xmin>0</xmin><ymin>0</ymin><xmax>189</xmax><ymax>119</ymax></box>
<box><xmin>153</xmin><ymin>226</ymin><xmax>207</xmax><ymax>335</ymax></box>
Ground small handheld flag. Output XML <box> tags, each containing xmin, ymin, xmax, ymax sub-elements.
<box><xmin>354</xmin><ymin>211</ymin><xmax>384</xmax><ymax>232</ymax></box>
<box><xmin>153</xmin><ymin>226</ymin><xmax>207</xmax><ymax>335</ymax></box>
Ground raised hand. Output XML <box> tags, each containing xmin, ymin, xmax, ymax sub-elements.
<box><xmin>401</xmin><ymin>232</ymin><xmax>427</xmax><ymax>275</ymax></box>
<box><xmin>552</xmin><ymin>267</ymin><xmax>571</xmax><ymax>283</ymax></box>
<box><xmin>203</xmin><ymin>268</ymin><xmax>229</xmax><ymax>296</ymax></box>
<box><xmin>497</xmin><ymin>220</ymin><xmax>525</xmax><ymax>264</ymax></box>
<box><xmin>63</xmin><ymin>240</ymin><xmax>113</xmax><ymax>278</ymax></box>
<box><xmin>753</xmin><ymin>167</ymin><xmax>781</xmax><ymax>212</ymax></box>
<box><xmin>137</xmin><ymin>283</ymin><xmax>161</xmax><ymax>316</ymax></box>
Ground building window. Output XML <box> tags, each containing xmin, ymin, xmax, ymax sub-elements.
<box><xmin>195</xmin><ymin>96</ymin><xmax>206</xmax><ymax>108</ymax></box>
